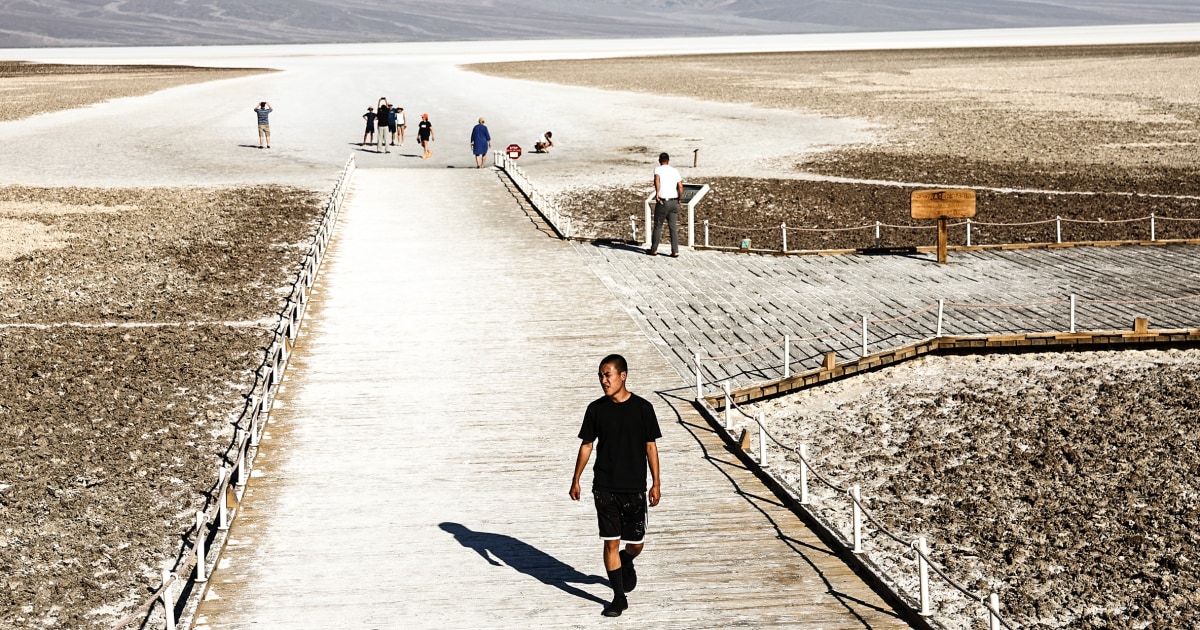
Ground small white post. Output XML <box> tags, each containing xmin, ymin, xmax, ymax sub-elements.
<box><xmin>783</xmin><ymin>334</ymin><xmax>791</xmax><ymax>379</ymax></box>
<box><xmin>565</xmin><ymin>217</ymin><xmax>572</xmax><ymax>238</ymax></box>
<box><xmin>235</xmin><ymin>430</ymin><xmax>246</xmax><ymax>489</ymax></box>
<box><xmin>723</xmin><ymin>381</ymin><xmax>732</xmax><ymax>430</ymax></box>
<box><xmin>918</xmin><ymin>537</ymin><xmax>931</xmax><ymax>616</ymax></box>
<box><xmin>217</xmin><ymin>467</ymin><xmax>230</xmax><ymax>530</ymax></box>
<box><xmin>1070</xmin><ymin>294</ymin><xmax>1077</xmax><ymax>333</ymax></box>
<box><xmin>629</xmin><ymin>215</ymin><xmax>637</xmax><ymax>242</ymax></box>
<box><xmin>161</xmin><ymin>569</ymin><xmax>176</xmax><ymax>630</ymax></box>
<box><xmin>798</xmin><ymin>443</ymin><xmax>809</xmax><ymax>505</ymax></box>
<box><xmin>194</xmin><ymin>511</ymin><xmax>207</xmax><ymax>583</ymax></box>
<box><xmin>988</xmin><ymin>593</ymin><xmax>1001</xmax><ymax>630</ymax></box>
<box><xmin>249</xmin><ymin>407</ymin><xmax>259</xmax><ymax>448</ymax></box>
<box><xmin>695</xmin><ymin>353</ymin><xmax>703</xmax><ymax>401</ymax></box>
<box><xmin>852</xmin><ymin>485</ymin><xmax>863</xmax><ymax>553</ymax></box>
<box><xmin>704</xmin><ymin>220</ymin><xmax>710</xmax><ymax>247</ymax></box>
<box><xmin>875</xmin><ymin>220</ymin><xmax>881</xmax><ymax>243</ymax></box>
<box><xmin>1056</xmin><ymin>215</ymin><xmax>1062</xmax><ymax>243</ymax></box>
<box><xmin>966</xmin><ymin>218</ymin><xmax>972</xmax><ymax>247</ymax></box>
<box><xmin>861</xmin><ymin>315</ymin><xmax>869</xmax><ymax>358</ymax></box>
<box><xmin>936</xmin><ymin>299</ymin><xmax>945</xmax><ymax>337</ymax></box>
<box><xmin>781</xmin><ymin>223</ymin><xmax>787</xmax><ymax>252</ymax></box>
<box><xmin>757</xmin><ymin>412</ymin><xmax>768</xmax><ymax>468</ymax></box>
<box><xmin>1151</xmin><ymin>213</ymin><xmax>1156</xmax><ymax>242</ymax></box>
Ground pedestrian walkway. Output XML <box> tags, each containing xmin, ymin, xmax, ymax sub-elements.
<box><xmin>194</xmin><ymin>169</ymin><xmax>910</xmax><ymax>628</ymax></box>
<box><xmin>575</xmin><ymin>241</ymin><xmax>1200</xmax><ymax>390</ymax></box>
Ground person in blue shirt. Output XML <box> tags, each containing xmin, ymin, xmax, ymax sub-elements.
<box><xmin>470</xmin><ymin>118</ymin><xmax>491</xmax><ymax>168</ymax></box>
<box><xmin>253</xmin><ymin>101</ymin><xmax>272</xmax><ymax>149</ymax></box>
<box><xmin>361</xmin><ymin>106</ymin><xmax>376</xmax><ymax>147</ymax></box>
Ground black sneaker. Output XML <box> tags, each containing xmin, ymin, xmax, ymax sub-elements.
<box><xmin>601</xmin><ymin>599</ymin><xmax>628</xmax><ymax>617</ymax></box>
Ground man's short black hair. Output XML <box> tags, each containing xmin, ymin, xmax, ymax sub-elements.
<box><xmin>658</xmin><ymin>152</ymin><xmax>669</xmax><ymax>163</ymax></box>
<box><xmin>600</xmin><ymin>354</ymin><xmax>628</xmax><ymax>374</ymax></box>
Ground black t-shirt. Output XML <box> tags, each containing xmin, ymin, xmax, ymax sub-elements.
<box><xmin>377</xmin><ymin>105</ymin><xmax>390</xmax><ymax>127</ymax></box>
<box><xmin>578</xmin><ymin>393</ymin><xmax>661</xmax><ymax>493</ymax></box>
<box><xmin>418</xmin><ymin>120</ymin><xmax>432</xmax><ymax>138</ymax></box>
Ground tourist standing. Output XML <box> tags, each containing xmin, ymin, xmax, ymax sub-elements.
<box><xmin>377</xmin><ymin>98</ymin><xmax>392</xmax><ymax>153</ymax></box>
<box><xmin>569</xmin><ymin>354</ymin><xmax>662</xmax><ymax>618</ymax></box>
<box><xmin>361</xmin><ymin>106</ymin><xmax>376</xmax><ymax>147</ymax></box>
<box><xmin>470</xmin><ymin>118</ymin><xmax>491</xmax><ymax>168</ymax></box>
<box><xmin>649</xmin><ymin>152</ymin><xmax>683</xmax><ymax>257</ymax></box>
<box><xmin>418</xmin><ymin>113</ymin><xmax>435</xmax><ymax>160</ymax></box>
<box><xmin>395</xmin><ymin>107</ymin><xmax>406</xmax><ymax>146</ymax></box>
<box><xmin>253</xmin><ymin>101</ymin><xmax>272</xmax><ymax>149</ymax></box>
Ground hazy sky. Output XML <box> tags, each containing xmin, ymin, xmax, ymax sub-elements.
<box><xmin>1</xmin><ymin>0</ymin><xmax>1198</xmax><ymax>47</ymax></box>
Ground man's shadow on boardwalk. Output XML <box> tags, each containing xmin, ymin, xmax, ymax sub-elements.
<box><xmin>439</xmin><ymin>522</ymin><xmax>608</xmax><ymax>605</ymax></box>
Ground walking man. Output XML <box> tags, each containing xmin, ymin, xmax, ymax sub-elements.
<box><xmin>570</xmin><ymin>354</ymin><xmax>662</xmax><ymax>618</ymax></box>
<box><xmin>649</xmin><ymin>152</ymin><xmax>683</xmax><ymax>257</ymax></box>
<box><xmin>253</xmin><ymin>101</ymin><xmax>272</xmax><ymax>149</ymax></box>
<box><xmin>418</xmin><ymin>113</ymin><xmax>435</xmax><ymax>160</ymax></box>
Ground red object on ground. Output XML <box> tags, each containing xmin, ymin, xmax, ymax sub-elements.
<box><xmin>506</xmin><ymin>144</ymin><xmax>522</xmax><ymax>160</ymax></box>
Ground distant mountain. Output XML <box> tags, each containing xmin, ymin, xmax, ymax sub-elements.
<box><xmin>1</xmin><ymin>0</ymin><xmax>1198</xmax><ymax>48</ymax></box>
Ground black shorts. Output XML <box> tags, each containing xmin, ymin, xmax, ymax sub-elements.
<box><xmin>593</xmin><ymin>489</ymin><xmax>647</xmax><ymax>544</ymax></box>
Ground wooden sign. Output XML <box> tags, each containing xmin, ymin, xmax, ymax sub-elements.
<box><xmin>911</xmin><ymin>189</ymin><xmax>976</xmax><ymax>219</ymax></box>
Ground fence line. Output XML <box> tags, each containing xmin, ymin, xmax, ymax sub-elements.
<box><xmin>494</xmin><ymin>151</ymin><xmax>574</xmax><ymax>239</ymax></box>
<box><xmin>109</xmin><ymin>155</ymin><xmax>357</xmax><ymax>630</ymax></box>
<box><xmin>694</xmin><ymin>290</ymin><xmax>1200</xmax><ymax>630</ymax></box>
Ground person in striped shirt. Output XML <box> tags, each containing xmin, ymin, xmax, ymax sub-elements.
<box><xmin>253</xmin><ymin>101</ymin><xmax>273</xmax><ymax>149</ymax></box>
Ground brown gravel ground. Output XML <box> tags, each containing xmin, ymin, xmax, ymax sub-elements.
<box><xmin>0</xmin><ymin>62</ymin><xmax>269</xmax><ymax>123</ymax></box>
<box><xmin>753</xmin><ymin>350</ymin><xmax>1200</xmax><ymax>630</ymax></box>
<box><xmin>0</xmin><ymin>185</ymin><xmax>323</xmax><ymax>628</ymax></box>
<box><xmin>473</xmin><ymin>44</ymin><xmax>1200</xmax><ymax>247</ymax></box>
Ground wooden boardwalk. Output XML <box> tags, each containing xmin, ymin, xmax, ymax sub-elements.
<box><xmin>194</xmin><ymin>169</ymin><xmax>910</xmax><ymax>629</ymax></box>
<box><xmin>575</xmin><ymin>240</ymin><xmax>1200</xmax><ymax>391</ymax></box>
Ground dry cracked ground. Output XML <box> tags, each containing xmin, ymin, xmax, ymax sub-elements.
<box><xmin>473</xmin><ymin>43</ymin><xmax>1200</xmax><ymax>250</ymax></box>
<box><xmin>0</xmin><ymin>184</ymin><xmax>323</xmax><ymax>628</ymax></box>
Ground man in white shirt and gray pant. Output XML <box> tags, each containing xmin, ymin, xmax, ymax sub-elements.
<box><xmin>649</xmin><ymin>152</ymin><xmax>684</xmax><ymax>257</ymax></box>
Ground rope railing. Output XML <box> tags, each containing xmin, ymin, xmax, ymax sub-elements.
<box><xmin>700</xmin><ymin>211</ymin><xmax>1199</xmax><ymax>252</ymax></box>
<box><xmin>495</xmin><ymin>151</ymin><xmax>609</xmax><ymax>241</ymax></box>
<box><xmin>109</xmin><ymin>155</ymin><xmax>357</xmax><ymax>630</ymax></box>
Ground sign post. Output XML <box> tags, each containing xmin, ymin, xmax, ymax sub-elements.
<box><xmin>506</xmin><ymin>144</ymin><xmax>522</xmax><ymax>160</ymax></box>
<box><xmin>911</xmin><ymin>189</ymin><xmax>976</xmax><ymax>264</ymax></box>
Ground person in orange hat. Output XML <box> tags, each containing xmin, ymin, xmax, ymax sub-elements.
<box><xmin>418</xmin><ymin>113</ymin><xmax>435</xmax><ymax>159</ymax></box>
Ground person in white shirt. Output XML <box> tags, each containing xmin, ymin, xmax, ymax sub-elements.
<box><xmin>649</xmin><ymin>152</ymin><xmax>684</xmax><ymax>257</ymax></box>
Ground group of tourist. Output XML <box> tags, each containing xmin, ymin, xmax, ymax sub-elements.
<box><xmin>362</xmin><ymin>98</ymin><xmax>431</xmax><ymax>157</ymax></box>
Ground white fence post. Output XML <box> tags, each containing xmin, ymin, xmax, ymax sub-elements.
<box><xmin>798</xmin><ymin>443</ymin><xmax>809</xmax><ymax>505</ymax></box>
<box><xmin>1151</xmin><ymin>213</ymin><xmax>1156</xmax><ymax>242</ymax></box>
<box><xmin>217</xmin><ymin>467</ymin><xmax>230</xmax><ymax>530</ymax></box>
<box><xmin>875</xmin><ymin>220</ymin><xmax>881</xmax><ymax>244</ymax></box>
<box><xmin>936</xmin><ymin>299</ymin><xmax>945</xmax><ymax>337</ymax></box>
<box><xmin>966</xmin><ymin>218</ymin><xmax>972</xmax><ymax>247</ymax></box>
<box><xmin>723</xmin><ymin>381</ymin><xmax>732</xmax><ymax>430</ymax></box>
<box><xmin>629</xmin><ymin>215</ymin><xmax>637</xmax><ymax>242</ymax></box>
<box><xmin>161</xmin><ymin>569</ymin><xmax>176</xmax><ymax>630</ymax></box>
<box><xmin>852</xmin><ymin>485</ymin><xmax>863</xmax><ymax>553</ymax></box>
<box><xmin>783</xmin><ymin>334</ymin><xmax>791</xmax><ymax>379</ymax></box>
<box><xmin>235</xmin><ymin>430</ymin><xmax>246</xmax><ymax>490</ymax></box>
<box><xmin>194</xmin><ymin>511</ymin><xmax>207</xmax><ymax>583</ymax></box>
<box><xmin>988</xmin><ymin>593</ymin><xmax>1001</xmax><ymax>630</ymax></box>
<box><xmin>704</xmin><ymin>219</ymin><xmax>709</xmax><ymax>247</ymax></box>
<box><xmin>781</xmin><ymin>223</ymin><xmax>787</xmax><ymax>252</ymax></box>
<box><xmin>694</xmin><ymin>353</ymin><xmax>703</xmax><ymax>401</ymax></box>
<box><xmin>861</xmin><ymin>315</ymin><xmax>868</xmax><ymax>357</ymax></box>
<box><xmin>918</xmin><ymin>537</ymin><xmax>932</xmax><ymax>616</ymax></box>
<box><xmin>1056</xmin><ymin>215</ymin><xmax>1062</xmax><ymax>244</ymax></box>
<box><xmin>757</xmin><ymin>412</ymin><xmax>768</xmax><ymax>468</ymax></box>
<box><xmin>1070</xmin><ymin>294</ymin><xmax>1077</xmax><ymax>333</ymax></box>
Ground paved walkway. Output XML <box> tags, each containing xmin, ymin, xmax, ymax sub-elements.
<box><xmin>576</xmin><ymin>242</ymin><xmax>1200</xmax><ymax>390</ymax></box>
<box><xmin>194</xmin><ymin>169</ymin><xmax>910</xmax><ymax>628</ymax></box>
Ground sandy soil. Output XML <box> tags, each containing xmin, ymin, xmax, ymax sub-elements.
<box><xmin>0</xmin><ymin>185</ymin><xmax>322</xmax><ymax>628</ymax></box>
<box><xmin>471</xmin><ymin>44</ymin><xmax>1200</xmax><ymax>243</ymax></box>
<box><xmin>746</xmin><ymin>349</ymin><xmax>1200</xmax><ymax>629</ymax></box>
<box><xmin>0</xmin><ymin>62</ymin><xmax>268</xmax><ymax>123</ymax></box>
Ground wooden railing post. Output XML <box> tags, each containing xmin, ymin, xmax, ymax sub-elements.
<box><xmin>798</xmin><ymin>443</ymin><xmax>809</xmax><ymax>505</ymax></box>
<box><xmin>852</xmin><ymin>485</ymin><xmax>863</xmax><ymax>553</ymax></box>
<box><xmin>161</xmin><ymin>569</ymin><xmax>176</xmax><ymax>630</ymax></box>
<box><xmin>194</xmin><ymin>511</ymin><xmax>207</xmax><ymax>583</ymax></box>
<box><xmin>918</xmin><ymin>537</ymin><xmax>931</xmax><ymax>616</ymax></box>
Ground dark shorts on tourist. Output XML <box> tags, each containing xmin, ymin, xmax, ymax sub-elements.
<box><xmin>593</xmin><ymin>489</ymin><xmax>648</xmax><ymax>544</ymax></box>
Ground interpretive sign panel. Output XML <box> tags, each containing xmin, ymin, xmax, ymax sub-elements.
<box><xmin>911</xmin><ymin>189</ymin><xmax>976</xmax><ymax>219</ymax></box>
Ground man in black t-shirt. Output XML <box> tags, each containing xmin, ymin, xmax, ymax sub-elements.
<box><xmin>570</xmin><ymin>354</ymin><xmax>662</xmax><ymax>618</ymax></box>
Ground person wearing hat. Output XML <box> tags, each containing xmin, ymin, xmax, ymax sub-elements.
<box><xmin>470</xmin><ymin>117</ymin><xmax>492</xmax><ymax>168</ymax></box>
<box><xmin>649</xmin><ymin>152</ymin><xmax>683</xmax><ymax>257</ymax></box>
<box><xmin>418</xmin><ymin>113</ymin><xmax>435</xmax><ymax>160</ymax></box>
